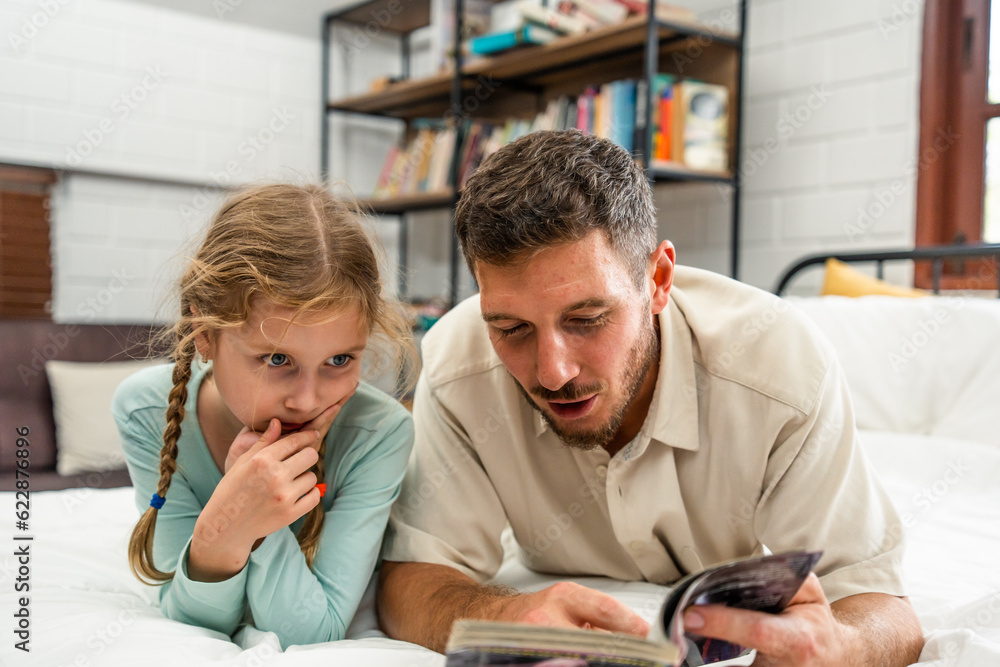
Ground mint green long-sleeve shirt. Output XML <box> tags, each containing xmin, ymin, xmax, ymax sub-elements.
<box><xmin>112</xmin><ymin>362</ymin><xmax>413</xmax><ymax>648</ymax></box>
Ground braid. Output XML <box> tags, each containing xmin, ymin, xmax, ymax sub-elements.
<box><xmin>127</xmin><ymin>327</ymin><xmax>196</xmax><ymax>584</ymax></box>
<box><xmin>297</xmin><ymin>438</ymin><xmax>327</xmax><ymax>568</ymax></box>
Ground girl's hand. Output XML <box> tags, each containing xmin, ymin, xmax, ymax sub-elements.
<box><xmin>189</xmin><ymin>421</ymin><xmax>323</xmax><ymax>581</ymax></box>
<box><xmin>224</xmin><ymin>383</ymin><xmax>359</xmax><ymax>474</ymax></box>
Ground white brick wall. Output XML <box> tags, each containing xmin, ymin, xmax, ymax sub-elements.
<box><xmin>0</xmin><ymin>0</ymin><xmax>926</xmax><ymax>322</ymax></box>
<box><xmin>0</xmin><ymin>0</ymin><xmax>324</xmax><ymax>322</ymax></box>
<box><xmin>660</xmin><ymin>0</ymin><xmax>923</xmax><ymax>295</ymax></box>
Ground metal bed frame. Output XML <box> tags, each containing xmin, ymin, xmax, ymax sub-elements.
<box><xmin>773</xmin><ymin>243</ymin><xmax>1000</xmax><ymax>297</ymax></box>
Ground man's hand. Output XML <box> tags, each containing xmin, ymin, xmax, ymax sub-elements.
<box><xmin>496</xmin><ymin>581</ymin><xmax>650</xmax><ymax>637</ymax></box>
<box><xmin>378</xmin><ymin>562</ymin><xmax>649</xmax><ymax>654</ymax></box>
<box><xmin>681</xmin><ymin>573</ymin><xmax>849</xmax><ymax>666</ymax></box>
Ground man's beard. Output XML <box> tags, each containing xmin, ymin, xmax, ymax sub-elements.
<box><xmin>514</xmin><ymin>317</ymin><xmax>660</xmax><ymax>450</ymax></box>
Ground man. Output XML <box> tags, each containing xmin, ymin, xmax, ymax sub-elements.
<box><xmin>378</xmin><ymin>130</ymin><xmax>924</xmax><ymax>666</ymax></box>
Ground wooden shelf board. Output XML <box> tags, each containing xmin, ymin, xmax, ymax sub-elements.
<box><xmin>326</xmin><ymin>16</ymin><xmax>740</xmax><ymax>116</ymax></box>
<box><xmin>328</xmin><ymin>74</ymin><xmax>454</xmax><ymax>115</ymax></box>
<box><xmin>326</xmin><ymin>0</ymin><xmax>430</xmax><ymax>34</ymax></box>
<box><xmin>359</xmin><ymin>190</ymin><xmax>456</xmax><ymax>214</ymax></box>
<box><xmin>649</xmin><ymin>161</ymin><xmax>733</xmax><ymax>183</ymax></box>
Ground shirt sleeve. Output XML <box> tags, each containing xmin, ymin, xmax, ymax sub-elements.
<box><xmin>243</xmin><ymin>410</ymin><xmax>414</xmax><ymax>647</ymax></box>
<box><xmin>115</xmin><ymin>406</ymin><xmax>249</xmax><ymax>637</ymax></box>
<box><xmin>754</xmin><ymin>361</ymin><xmax>908</xmax><ymax>603</ymax></box>
<box><xmin>381</xmin><ymin>371</ymin><xmax>510</xmax><ymax>582</ymax></box>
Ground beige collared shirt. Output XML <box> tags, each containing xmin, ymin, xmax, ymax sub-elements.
<box><xmin>383</xmin><ymin>266</ymin><xmax>906</xmax><ymax>603</ymax></box>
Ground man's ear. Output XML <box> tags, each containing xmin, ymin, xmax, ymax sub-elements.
<box><xmin>647</xmin><ymin>240</ymin><xmax>675</xmax><ymax>315</ymax></box>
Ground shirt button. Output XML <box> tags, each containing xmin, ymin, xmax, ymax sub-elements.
<box><xmin>596</xmin><ymin>464</ymin><xmax>608</xmax><ymax>478</ymax></box>
<box><xmin>629</xmin><ymin>540</ymin><xmax>644</xmax><ymax>551</ymax></box>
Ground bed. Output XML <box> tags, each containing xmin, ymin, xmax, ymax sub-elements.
<box><xmin>2</xmin><ymin>250</ymin><xmax>999</xmax><ymax>666</ymax></box>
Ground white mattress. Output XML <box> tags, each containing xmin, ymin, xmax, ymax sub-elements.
<box><xmin>0</xmin><ymin>429</ymin><xmax>997</xmax><ymax>666</ymax></box>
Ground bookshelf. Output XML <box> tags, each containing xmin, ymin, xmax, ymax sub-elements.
<box><xmin>321</xmin><ymin>1</ymin><xmax>747</xmax><ymax>307</ymax></box>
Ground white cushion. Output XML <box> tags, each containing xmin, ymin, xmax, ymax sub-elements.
<box><xmin>46</xmin><ymin>358</ymin><xmax>167</xmax><ymax>476</ymax></box>
<box><xmin>786</xmin><ymin>296</ymin><xmax>1000</xmax><ymax>446</ymax></box>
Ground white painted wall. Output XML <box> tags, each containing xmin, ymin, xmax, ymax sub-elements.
<box><xmin>665</xmin><ymin>0</ymin><xmax>923</xmax><ymax>294</ymax></box>
<box><xmin>0</xmin><ymin>0</ymin><xmax>926</xmax><ymax>323</ymax></box>
<box><xmin>0</xmin><ymin>0</ymin><xmax>322</xmax><ymax>323</ymax></box>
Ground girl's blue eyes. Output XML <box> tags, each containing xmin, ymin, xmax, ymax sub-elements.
<box><xmin>265</xmin><ymin>353</ymin><xmax>288</xmax><ymax>367</ymax></box>
<box><xmin>261</xmin><ymin>354</ymin><xmax>352</xmax><ymax>368</ymax></box>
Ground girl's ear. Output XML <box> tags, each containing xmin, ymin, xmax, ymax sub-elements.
<box><xmin>190</xmin><ymin>306</ymin><xmax>213</xmax><ymax>362</ymax></box>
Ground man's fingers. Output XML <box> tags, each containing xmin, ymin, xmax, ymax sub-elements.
<box><xmin>562</xmin><ymin>585</ymin><xmax>650</xmax><ymax>637</ymax></box>
<box><xmin>788</xmin><ymin>572</ymin><xmax>826</xmax><ymax>606</ymax></box>
<box><xmin>683</xmin><ymin>605</ymin><xmax>799</xmax><ymax>657</ymax></box>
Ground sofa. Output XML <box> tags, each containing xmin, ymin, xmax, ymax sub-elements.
<box><xmin>0</xmin><ymin>318</ymin><xmax>163</xmax><ymax>491</ymax></box>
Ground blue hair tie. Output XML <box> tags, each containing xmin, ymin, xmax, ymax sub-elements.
<box><xmin>150</xmin><ymin>493</ymin><xmax>166</xmax><ymax>510</ymax></box>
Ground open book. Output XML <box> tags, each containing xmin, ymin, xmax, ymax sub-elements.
<box><xmin>444</xmin><ymin>550</ymin><xmax>823</xmax><ymax>667</ymax></box>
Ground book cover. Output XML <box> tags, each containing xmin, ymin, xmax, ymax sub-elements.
<box><xmin>612</xmin><ymin>78</ymin><xmax>637</xmax><ymax>153</ymax></box>
<box><xmin>676</xmin><ymin>80</ymin><xmax>729</xmax><ymax>172</ymax></box>
<box><xmin>557</xmin><ymin>0</ymin><xmax>605</xmax><ymax>30</ymax></box>
<box><xmin>564</xmin><ymin>0</ymin><xmax>629</xmax><ymax>25</ymax></box>
<box><xmin>517</xmin><ymin>0</ymin><xmax>589</xmax><ymax>34</ymax></box>
<box><xmin>467</xmin><ymin>23</ymin><xmax>560</xmax><ymax>55</ymax></box>
<box><xmin>651</xmin><ymin>73</ymin><xmax>675</xmax><ymax>161</ymax></box>
<box><xmin>610</xmin><ymin>0</ymin><xmax>696</xmax><ymax>22</ymax></box>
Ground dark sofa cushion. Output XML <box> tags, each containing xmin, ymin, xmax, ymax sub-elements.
<box><xmin>0</xmin><ymin>319</ymin><xmax>164</xmax><ymax>491</ymax></box>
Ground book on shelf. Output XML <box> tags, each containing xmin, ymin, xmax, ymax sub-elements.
<box><xmin>672</xmin><ymin>79</ymin><xmax>729</xmax><ymax>172</ymax></box>
<box><xmin>466</xmin><ymin>23</ymin><xmax>561</xmax><ymax>55</ymax></box>
<box><xmin>444</xmin><ymin>550</ymin><xmax>822</xmax><ymax>667</ymax></box>
<box><xmin>610</xmin><ymin>0</ymin><xmax>696</xmax><ymax>22</ymax></box>
<box><xmin>563</xmin><ymin>0</ymin><xmax>629</xmax><ymax>25</ymax></box>
<box><xmin>431</xmin><ymin>0</ymin><xmax>493</xmax><ymax>72</ymax></box>
<box><xmin>651</xmin><ymin>73</ymin><xmax>675</xmax><ymax>161</ymax></box>
<box><xmin>516</xmin><ymin>0</ymin><xmax>590</xmax><ymax>34</ymax></box>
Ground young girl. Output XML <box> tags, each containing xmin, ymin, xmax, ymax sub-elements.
<box><xmin>112</xmin><ymin>183</ymin><xmax>417</xmax><ymax>648</ymax></box>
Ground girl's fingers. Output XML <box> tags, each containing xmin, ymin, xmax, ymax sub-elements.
<box><xmin>290</xmin><ymin>484</ymin><xmax>322</xmax><ymax>518</ymax></box>
<box><xmin>290</xmin><ymin>468</ymin><xmax>319</xmax><ymax>499</ymax></box>
<box><xmin>283</xmin><ymin>444</ymin><xmax>320</xmax><ymax>475</ymax></box>
<box><xmin>265</xmin><ymin>428</ymin><xmax>323</xmax><ymax>462</ymax></box>
<box><xmin>302</xmin><ymin>402</ymin><xmax>340</xmax><ymax>436</ymax></box>
<box><xmin>302</xmin><ymin>383</ymin><xmax>359</xmax><ymax>435</ymax></box>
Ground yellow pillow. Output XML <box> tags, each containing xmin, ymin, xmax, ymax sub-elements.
<box><xmin>821</xmin><ymin>258</ymin><xmax>927</xmax><ymax>298</ymax></box>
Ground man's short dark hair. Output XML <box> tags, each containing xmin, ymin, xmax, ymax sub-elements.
<box><xmin>455</xmin><ymin>130</ymin><xmax>658</xmax><ymax>288</ymax></box>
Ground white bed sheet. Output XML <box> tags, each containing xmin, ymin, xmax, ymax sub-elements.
<box><xmin>0</xmin><ymin>430</ymin><xmax>997</xmax><ymax>666</ymax></box>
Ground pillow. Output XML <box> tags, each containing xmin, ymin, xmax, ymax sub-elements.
<box><xmin>821</xmin><ymin>258</ymin><xmax>927</xmax><ymax>297</ymax></box>
<box><xmin>46</xmin><ymin>358</ymin><xmax>167</xmax><ymax>476</ymax></box>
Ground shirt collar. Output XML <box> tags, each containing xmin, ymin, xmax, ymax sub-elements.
<box><xmin>530</xmin><ymin>295</ymin><xmax>701</xmax><ymax>452</ymax></box>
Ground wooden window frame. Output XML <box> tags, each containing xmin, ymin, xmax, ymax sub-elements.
<box><xmin>0</xmin><ymin>165</ymin><xmax>56</xmax><ymax>319</ymax></box>
<box><xmin>916</xmin><ymin>0</ymin><xmax>999</xmax><ymax>290</ymax></box>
